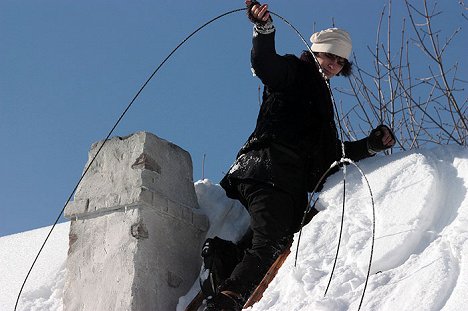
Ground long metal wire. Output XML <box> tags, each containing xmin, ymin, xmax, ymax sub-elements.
<box><xmin>276</xmin><ymin>10</ymin><xmax>377</xmax><ymax>310</ymax></box>
<box><xmin>13</xmin><ymin>8</ymin><xmax>246</xmax><ymax>310</ymax></box>
<box><xmin>14</xmin><ymin>7</ymin><xmax>376</xmax><ymax>311</ymax></box>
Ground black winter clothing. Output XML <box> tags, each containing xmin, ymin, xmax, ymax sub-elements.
<box><xmin>214</xmin><ymin>27</ymin><xmax>373</xmax><ymax>306</ymax></box>
<box><xmin>222</xmin><ymin>180</ymin><xmax>302</xmax><ymax>299</ymax></box>
<box><xmin>220</xmin><ymin>30</ymin><xmax>371</xmax><ymax>197</ymax></box>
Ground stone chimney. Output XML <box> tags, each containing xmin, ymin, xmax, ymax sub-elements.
<box><xmin>63</xmin><ymin>132</ymin><xmax>208</xmax><ymax>310</ymax></box>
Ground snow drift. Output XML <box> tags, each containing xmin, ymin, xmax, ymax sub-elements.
<box><xmin>1</xmin><ymin>145</ymin><xmax>467</xmax><ymax>311</ymax></box>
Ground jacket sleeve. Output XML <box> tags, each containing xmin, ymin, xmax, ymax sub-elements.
<box><xmin>342</xmin><ymin>137</ymin><xmax>374</xmax><ymax>162</ymax></box>
<box><xmin>251</xmin><ymin>29</ymin><xmax>298</xmax><ymax>90</ymax></box>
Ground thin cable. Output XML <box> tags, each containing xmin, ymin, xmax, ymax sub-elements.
<box><xmin>271</xmin><ymin>11</ymin><xmax>350</xmax><ymax>274</ymax></box>
<box><xmin>294</xmin><ymin>160</ymin><xmax>339</xmax><ymax>266</ymax></box>
<box><xmin>251</xmin><ymin>11</ymin><xmax>377</xmax><ymax>310</ymax></box>
<box><xmin>14</xmin><ymin>8</ymin><xmax>246</xmax><ymax>310</ymax></box>
<box><xmin>298</xmin><ymin>158</ymin><xmax>375</xmax><ymax>309</ymax></box>
<box><xmin>322</xmin><ymin>61</ymin><xmax>350</xmax><ymax>300</ymax></box>
<box><xmin>324</xmin><ymin>65</ymin><xmax>376</xmax><ymax>310</ymax></box>
<box><xmin>324</xmin><ymin>164</ymin><xmax>347</xmax><ymax>297</ymax></box>
<box><xmin>346</xmin><ymin>160</ymin><xmax>376</xmax><ymax>310</ymax></box>
<box><xmin>279</xmin><ymin>13</ymin><xmax>376</xmax><ymax>307</ymax></box>
<box><xmin>270</xmin><ymin>12</ymin><xmax>311</xmax><ymax>50</ymax></box>
<box><xmin>14</xmin><ymin>7</ymin><xmax>376</xmax><ymax>311</ymax></box>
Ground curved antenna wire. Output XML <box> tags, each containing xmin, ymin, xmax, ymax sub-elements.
<box><xmin>14</xmin><ymin>7</ymin><xmax>376</xmax><ymax>311</ymax></box>
<box><xmin>277</xmin><ymin>10</ymin><xmax>376</xmax><ymax>308</ymax></box>
<box><xmin>294</xmin><ymin>160</ymin><xmax>339</xmax><ymax>266</ymax></box>
<box><xmin>345</xmin><ymin>159</ymin><xmax>376</xmax><ymax>311</ymax></box>
<box><xmin>324</xmin><ymin>164</ymin><xmax>347</xmax><ymax>297</ymax></box>
<box><xmin>14</xmin><ymin>8</ymin><xmax>247</xmax><ymax>310</ymax></box>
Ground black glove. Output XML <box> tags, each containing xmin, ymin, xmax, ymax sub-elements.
<box><xmin>246</xmin><ymin>0</ymin><xmax>272</xmax><ymax>25</ymax></box>
<box><xmin>367</xmin><ymin>125</ymin><xmax>396</xmax><ymax>154</ymax></box>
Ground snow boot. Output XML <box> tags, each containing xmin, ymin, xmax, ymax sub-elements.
<box><xmin>204</xmin><ymin>291</ymin><xmax>244</xmax><ymax>311</ymax></box>
<box><xmin>200</xmin><ymin>237</ymin><xmax>243</xmax><ymax>300</ymax></box>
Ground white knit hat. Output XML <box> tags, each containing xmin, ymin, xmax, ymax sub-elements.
<box><xmin>310</xmin><ymin>28</ymin><xmax>352</xmax><ymax>60</ymax></box>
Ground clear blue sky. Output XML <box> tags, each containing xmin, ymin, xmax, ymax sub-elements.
<box><xmin>1</xmin><ymin>0</ymin><xmax>465</xmax><ymax>237</ymax></box>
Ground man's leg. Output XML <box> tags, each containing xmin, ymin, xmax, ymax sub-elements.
<box><xmin>218</xmin><ymin>182</ymin><xmax>298</xmax><ymax>303</ymax></box>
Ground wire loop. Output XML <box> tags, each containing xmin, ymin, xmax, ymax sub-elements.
<box><xmin>15</xmin><ymin>7</ymin><xmax>375</xmax><ymax>311</ymax></box>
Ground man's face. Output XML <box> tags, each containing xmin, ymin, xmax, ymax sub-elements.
<box><xmin>316</xmin><ymin>52</ymin><xmax>346</xmax><ymax>79</ymax></box>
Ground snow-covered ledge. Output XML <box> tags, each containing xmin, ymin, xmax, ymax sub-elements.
<box><xmin>63</xmin><ymin>131</ymin><xmax>208</xmax><ymax>311</ymax></box>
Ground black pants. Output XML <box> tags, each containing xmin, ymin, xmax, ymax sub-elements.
<box><xmin>220</xmin><ymin>180</ymin><xmax>309</xmax><ymax>300</ymax></box>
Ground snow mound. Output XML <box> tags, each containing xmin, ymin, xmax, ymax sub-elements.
<box><xmin>2</xmin><ymin>146</ymin><xmax>467</xmax><ymax>311</ymax></box>
<box><xmin>0</xmin><ymin>222</ymin><xmax>69</xmax><ymax>311</ymax></box>
<box><xmin>251</xmin><ymin>146</ymin><xmax>468</xmax><ymax>311</ymax></box>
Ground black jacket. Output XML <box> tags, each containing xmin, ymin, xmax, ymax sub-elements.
<box><xmin>221</xmin><ymin>29</ymin><xmax>371</xmax><ymax>198</ymax></box>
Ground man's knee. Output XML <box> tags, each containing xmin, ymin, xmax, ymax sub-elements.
<box><xmin>251</xmin><ymin>235</ymin><xmax>292</xmax><ymax>263</ymax></box>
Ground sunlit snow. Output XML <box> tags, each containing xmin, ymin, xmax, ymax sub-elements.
<box><xmin>2</xmin><ymin>145</ymin><xmax>467</xmax><ymax>311</ymax></box>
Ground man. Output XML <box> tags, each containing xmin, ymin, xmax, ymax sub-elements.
<box><xmin>202</xmin><ymin>1</ymin><xmax>395</xmax><ymax>310</ymax></box>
